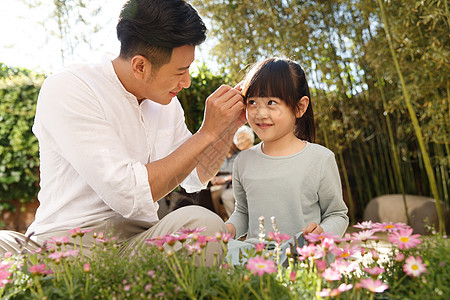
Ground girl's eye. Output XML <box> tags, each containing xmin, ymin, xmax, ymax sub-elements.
<box><xmin>268</xmin><ymin>100</ymin><xmax>277</xmax><ymax>105</ymax></box>
<box><xmin>247</xmin><ymin>100</ymin><xmax>256</xmax><ymax>105</ymax></box>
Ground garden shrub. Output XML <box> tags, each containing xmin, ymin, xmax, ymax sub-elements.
<box><xmin>0</xmin><ymin>64</ymin><xmax>44</xmax><ymax>216</ymax></box>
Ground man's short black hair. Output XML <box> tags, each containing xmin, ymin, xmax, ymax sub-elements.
<box><xmin>117</xmin><ymin>0</ymin><xmax>207</xmax><ymax>70</ymax></box>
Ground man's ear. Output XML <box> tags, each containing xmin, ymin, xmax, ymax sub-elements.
<box><xmin>296</xmin><ymin>96</ymin><xmax>310</xmax><ymax>118</ymax></box>
<box><xmin>131</xmin><ymin>55</ymin><xmax>150</xmax><ymax>79</ymax></box>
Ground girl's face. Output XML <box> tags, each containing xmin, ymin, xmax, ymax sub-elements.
<box><xmin>246</xmin><ymin>96</ymin><xmax>298</xmax><ymax>144</ymax></box>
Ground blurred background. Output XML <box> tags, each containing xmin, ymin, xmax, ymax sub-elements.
<box><xmin>0</xmin><ymin>0</ymin><xmax>448</xmax><ymax>233</ymax></box>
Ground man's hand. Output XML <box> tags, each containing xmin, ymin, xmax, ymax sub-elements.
<box><xmin>200</xmin><ymin>85</ymin><xmax>245</xmax><ymax>140</ymax></box>
<box><xmin>302</xmin><ymin>222</ymin><xmax>324</xmax><ymax>235</ymax></box>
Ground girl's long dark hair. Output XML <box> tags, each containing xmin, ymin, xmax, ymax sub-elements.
<box><xmin>242</xmin><ymin>58</ymin><xmax>315</xmax><ymax>142</ymax></box>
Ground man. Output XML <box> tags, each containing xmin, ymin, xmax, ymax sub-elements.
<box><xmin>3</xmin><ymin>0</ymin><xmax>245</xmax><ymax>265</ymax></box>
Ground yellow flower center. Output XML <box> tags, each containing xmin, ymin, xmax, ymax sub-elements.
<box><xmin>400</xmin><ymin>237</ymin><xmax>410</xmax><ymax>243</ymax></box>
<box><xmin>341</xmin><ymin>253</ymin><xmax>350</xmax><ymax>258</ymax></box>
<box><xmin>385</xmin><ymin>224</ymin><xmax>395</xmax><ymax>229</ymax></box>
<box><xmin>412</xmin><ymin>265</ymin><xmax>418</xmax><ymax>270</ymax></box>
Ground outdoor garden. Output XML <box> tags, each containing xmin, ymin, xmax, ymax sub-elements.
<box><xmin>0</xmin><ymin>0</ymin><xmax>449</xmax><ymax>299</ymax></box>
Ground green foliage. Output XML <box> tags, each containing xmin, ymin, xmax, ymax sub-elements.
<box><xmin>1</xmin><ymin>223</ymin><xmax>448</xmax><ymax>299</ymax></box>
<box><xmin>0</xmin><ymin>63</ymin><xmax>44</xmax><ymax>212</ymax></box>
<box><xmin>178</xmin><ymin>64</ymin><xmax>232</xmax><ymax>132</ymax></box>
<box><xmin>192</xmin><ymin>0</ymin><xmax>450</xmax><ymax>223</ymax></box>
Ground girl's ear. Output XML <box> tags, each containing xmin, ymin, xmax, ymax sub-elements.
<box><xmin>295</xmin><ymin>96</ymin><xmax>309</xmax><ymax>118</ymax></box>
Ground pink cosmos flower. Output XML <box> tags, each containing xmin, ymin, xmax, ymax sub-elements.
<box><xmin>62</xmin><ymin>249</ymin><xmax>79</xmax><ymax>257</ymax></box>
<box><xmin>49</xmin><ymin>235</ymin><xmax>69</xmax><ymax>245</ymax></box>
<box><xmin>351</xmin><ymin>230</ymin><xmax>379</xmax><ymax>242</ymax></box>
<box><xmin>318</xmin><ymin>283</ymin><xmax>353</xmax><ymax>297</ymax></box>
<box><xmin>272</xmin><ymin>232</ymin><xmax>291</xmax><ymax>244</ymax></box>
<box><xmin>29</xmin><ymin>264</ymin><xmax>53</xmax><ymax>275</ymax></box>
<box><xmin>315</xmin><ymin>260</ymin><xmax>327</xmax><ymax>272</ymax></box>
<box><xmin>305</xmin><ymin>232</ymin><xmax>339</xmax><ymax>243</ymax></box>
<box><xmin>0</xmin><ymin>270</ymin><xmax>12</xmax><ymax>287</ymax></box>
<box><xmin>321</xmin><ymin>237</ymin><xmax>336</xmax><ymax>250</ymax></box>
<box><xmin>289</xmin><ymin>271</ymin><xmax>297</xmax><ymax>282</ymax></box>
<box><xmin>358</xmin><ymin>278</ymin><xmax>389</xmax><ymax>293</ymax></box>
<box><xmin>196</xmin><ymin>235</ymin><xmax>208</xmax><ymax>248</ymax></box>
<box><xmin>403</xmin><ymin>256</ymin><xmax>427</xmax><ymax>277</ymax></box>
<box><xmin>221</xmin><ymin>233</ymin><xmax>231</xmax><ymax>243</ymax></box>
<box><xmin>372</xmin><ymin>222</ymin><xmax>408</xmax><ymax>233</ymax></box>
<box><xmin>331</xmin><ymin>244</ymin><xmax>359</xmax><ymax>260</ymax></box>
<box><xmin>395</xmin><ymin>252</ymin><xmax>405</xmax><ymax>262</ymax></box>
<box><xmin>388</xmin><ymin>228</ymin><xmax>422</xmax><ymax>250</ymax></box>
<box><xmin>246</xmin><ymin>256</ymin><xmax>277</xmax><ymax>276</ymax></box>
<box><xmin>68</xmin><ymin>227</ymin><xmax>94</xmax><ymax>237</ymax></box>
<box><xmin>296</xmin><ymin>244</ymin><xmax>317</xmax><ymax>260</ymax></box>
<box><xmin>185</xmin><ymin>243</ymin><xmax>201</xmax><ymax>255</ymax></box>
<box><xmin>255</xmin><ymin>243</ymin><xmax>266</xmax><ymax>253</ymax></box>
<box><xmin>146</xmin><ymin>238</ymin><xmax>166</xmax><ymax>251</ymax></box>
<box><xmin>48</xmin><ymin>252</ymin><xmax>64</xmax><ymax>261</ymax></box>
<box><xmin>177</xmin><ymin>227</ymin><xmax>206</xmax><ymax>236</ymax></box>
<box><xmin>353</xmin><ymin>221</ymin><xmax>374</xmax><ymax>230</ymax></box>
<box><xmin>331</xmin><ymin>260</ymin><xmax>359</xmax><ymax>275</ymax></box>
<box><xmin>364</xmin><ymin>266</ymin><xmax>385</xmax><ymax>276</ymax></box>
<box><xmin>321</xmin><ymin>268</ymin><xmax>342</xmax><ymax>281</ymax></box>
<box><xmin>83</xmin><ymin>263</ymin><xmax>90</xmax><ymax>273</ymax></box>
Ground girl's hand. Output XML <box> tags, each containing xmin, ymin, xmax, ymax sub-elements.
<box><xmin>302</xmin><ymin>222</ymin><xmax>324</xmax><ymax>235</ymax></box>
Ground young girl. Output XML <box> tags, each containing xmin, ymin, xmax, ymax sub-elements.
<box><xmin>225</xmin><ymin>58</ymin><xmax>349</xmax><ymax>246</ymax></box>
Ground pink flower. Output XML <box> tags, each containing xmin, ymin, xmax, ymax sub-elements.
<box><xmin>388</xmin><ymin>228</ymin><xmax>422</xmax><ymax>250</ymax></box>
<box><xmin>358</xmin><ymin>278</ymin><xmax>389</xmax><ymax>293</ymax></box>
<box><xmin>255</xmin><ymin>243</ymin><xmax>266</xmax><ymax>253</ymax></box>
<box><xmin>289</xmin><ymin>271</ymin><xmax>297</xmax><ymax>282</ymax></box>
<box><xmin>221</xmin><ymin>233</ymin><xmax>231</xmax><ymax>243</ymax></box>
<box><xmin>331</xmin><ymin>244</ymin><xmax>359</xmax><ymax>259</ymax></box>
<box><xmin>351</xmin><ymin>230</ymin><xmax>379</xmax><ymax>242</ymax></box>
<box><xmin>364</xmin><ymin>266</ymin><xmax>385</xmax><ymax>276</ymax></box>
<box><xmin>320</xmin><ymin>237</ymin><xmax>336</xmax><ymax>250</ymax></box>
<box><xmin>315</xmin><ymin>260</ymin><xmax>327</xmax><ymax>272</ymax></box>
<box><xmin>83</xmin><ymin>263</ymin><xmax>90</xmax><ymax>273</ymax></box>
<box><xmin>68</xmin><ymin>227</ymin><xmax>94</xmax><ymax>237</ymax></box>
<box><xmin>272</xmin><ymin>232</ymin><xmax>291</xmax><ymax>244</ymax></box>
<box><xmin>246</xmin><ymin>256</ymin><xmax>277</xmax><ymax>276</ymax></box>
<box><xmin>196</xmin><ymin>235</ymin><xmax>208</xmax><ymax>248</ymax></box>
<box><xmin>48</xmin><ymin>235</ymin><xmax>69</xmax><ymax>245</ymax></box>
<box><xmin>305</xmin><ymin>232</ymin><xmax>339</xmax><ymax>243</ymax></box>
<box><xmin>0</xmin><ymin>270</ymin><xmax>12</xmax><ymax>287</ymax></box>
<box><xmin>395</xmin><ymin>252</ymin><xmax>405</xmax><ymax>262</ymax></box>
<box><xmin>62</xmin><ymin>249</ymin><xmax>79</xmax><ymax>257</ymax></box>
<box><xmin>318</xmin><ymin>283</ymin><xmax>353</xmax><ymax>297</ymax></box>
<box><xmin>403</xmin><ymin>256</ymin><xmax>427</xmax><ymax>277</ymax></box>
<box><xmin>353</xmin><ymin>221</ymin><xmax>374</xmax><ymax>230</ymax></box>
<box><xmin>321</xmin><ymin>268</ymin><xmax>342</xmax><ymax>281</ymax></box>
<box><xmin>185</xmin><ymin>243</ymin><xmax>201</xmax><ymax>255</ymax></box>
<box><xmin>331</xmin><ymin>260</ymin><xmax>359</xmax><ymax>275</ymax></box>
<box><xmin>29</xmin><ymin>263</ymin><xmax>53</xmax><ymax>275</ymax></box>
<box><xmin>296</xmin><ymin>244</ymin><xmax>317</xmax><ymax>260</ymax></box>
<box><xmin>177</xmin><ymin>227</ymin><xmax>206</xmax><ymax>236</ymax></box>
<box><xmin>147</xmin><ymin>270</ymin><xmax>156</xmax><ymax>279</ymax></box>
<box><xmin>4</xmin><ymin>252</ymin><xmax>12</xmax><ymax>258</ymax></box>
<box><xmin>372</xmin><ymin>222</ymin><xmax>408</xmax><ymax>233</ymax></box>
<box><xmin>48</xmin><ymin>252</ymin><xmax>64</xmax><ymax>261</ymax></box>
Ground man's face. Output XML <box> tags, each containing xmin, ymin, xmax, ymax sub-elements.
<box><xmin>142</xmin><ymin>45</ymin><xmax>195</xmax><ymax>105</ymax></box>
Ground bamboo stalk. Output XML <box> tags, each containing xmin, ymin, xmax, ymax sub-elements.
<box><xmin>376</xmin><ymin>74</ymin><xmax>410</xmax><ymax>225</ymax></box>
<box><xmin>376</xmin><ymin>0</ymin><xmax>446</xmax><ymax>234</ymax></box>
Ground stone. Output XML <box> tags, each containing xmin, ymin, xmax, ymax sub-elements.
<box><xmin>363</xmin><ymin>194</ymin><xmax>449</xmax><ymax>235</ymax></box>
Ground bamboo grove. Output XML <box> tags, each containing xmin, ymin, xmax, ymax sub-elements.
<box><xmin>191</xmin><ymin>0</ymin><xmax>450</xmax><ymax>231</ymax></box>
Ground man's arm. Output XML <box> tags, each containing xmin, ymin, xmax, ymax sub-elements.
<box><xmin>145</xmin><ymin>85</ymin><xmax>245</xmax><ymax>201</ymax></box>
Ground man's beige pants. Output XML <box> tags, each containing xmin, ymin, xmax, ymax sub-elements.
<box><xmin>0</xmin><ymin>206</ymin><xmax>226</xmax><ymax>266</ymax></box>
